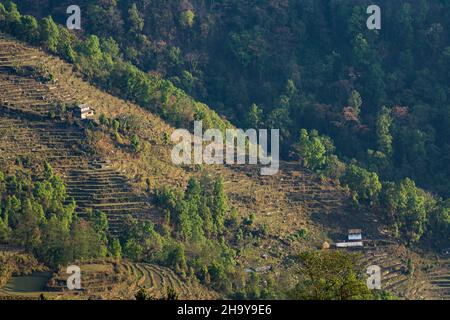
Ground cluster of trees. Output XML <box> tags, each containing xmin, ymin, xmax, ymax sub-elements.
<box><xmin>155</xmin><ymin>176</ymin><xmax>228</xmax><ymax>241</ymax></box>
<box><xmin>289</xmin><ymin>250</ymin><xmax>397</xmax><ymax>300</ymax></box>
<box><xmin>0</xmin><ymin>164</ymin><xmax>263</xmax><ymax>294</ymax></box>
<box><xmin>152</xmin><ymin>175</ymin><xmax>277</xmax><ymax>298</ymax></box>
<box><xmin>0</xmin><ymin>1</ymin><xmax>230</xmax><ymax>133</ymax></box>
<box><xmin>294</xmin><ymin>128</ymin><xmax>381</xmax><ymax>206</ymax></box>
<box><xmin>342</xmin><ymin>164</ymin><xmax>382</xmax><ymax>206</ymax></box>
<box><xmin>0</xmin><ymin>2</ymin><xmax>75</xmax><ymax>60</ymax></box>
<box><xmin>153</xmin><ymin>176</ymin><xmax>236</xmax><ymax>293</ymax></box>
<box><xmin>294</xmin><ymin>128</ymin><xmax>346</xmax><ymax>180</ymax></box>
<box><xmin>0</xmin><ymin>163</ymin><xmax>110</xmax><ymax>266</ymax></box>
<box><xmin>289</xmin><ymin>250</ymin><xmax>374</xmax><ymax>300</ymax></box>
<box><xmin>294</xmin><ymin>128</ymin><xmax>449</xmax><ymax>248</ymax></box>
<box><xmin>0</xmin><ymin>164</ymin><xmax>277</xmax><ymax>297</ymax></box>
<box><xmin>382</xmin><ymin>179</ymin><xmax>450</xmax><ymax>247</ymax></box>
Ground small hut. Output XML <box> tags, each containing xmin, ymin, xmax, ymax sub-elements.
<box><xmin>74</xmin><ymin>104</ymin><xmax>94</xmax><ymax>119</ymax></box>
<box><xmin>348</xmin><ymin>229</ymin><xmax>362</xmax><ymax>241</ymax></box>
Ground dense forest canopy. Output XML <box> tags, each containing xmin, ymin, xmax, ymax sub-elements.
<box><xmin>14</xmin><ymin>0</ymin><xmax>450</xmax><ymax>198</ymax></box>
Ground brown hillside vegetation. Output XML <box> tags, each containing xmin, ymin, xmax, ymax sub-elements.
<box><xmin>0</xmin><ymin>33</ymin><xmax>448</xmax><ymax>300</ymax></box>
<box><xmin>46</xmin><ymin>260</ymin><xmax>219</xmax><ymax>300</ymax></box>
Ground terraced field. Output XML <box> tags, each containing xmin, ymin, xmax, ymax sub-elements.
<box><xmin>0</xmin><ymin>34</ymin><xmax>79</xmax><ymax>116</ymax></box>
<box><xmin>0</xmin><ymin>36</ymin><xmax>43</xmax><ymax>68</ymax></box>
<box><xmin>0</xmin><ymin>73</ymin><xmax>61</xmax><ymax>116</ymax></box>
<box><xmin>47</xmin><ymin>262</ymin><xmax>127</xmax><ymax>299</ymax></box>
<box><xmin>358</xmin><ymin>242</ymin><xmax>411</xmax><ymax>295</ymax></box>
<box><xmin>214</xmin><ymin>161</ymin><xmax>369</xmax><ymax>241</ymax></box>
<box><xmin>0</xmin><ymin>113</ymin><xmax>84</xmax><ymax>161</ymax></box>
<box><xmin>123</xmin><ymin>262</ymin><xmax>218</xmax><ymax>299</ymax></box>
<box><xmin>421</xmin><ymin>258</ymin><xmax>450</xmax><ymax>300</ymax></box>
<box><xmin>47</xmin><ymin>261</ymin><xmax>219</xmax><ymax>300</ymax></box>
<box><xmin>338</xmin><ymin>241</ymin><xmax>450</xmax><ymax>300</ymax></box>
<box><xmin>0</xmin><ymin>34</ymin><xmax>213</xmax><ymax>299</ymax></box>
<box><xmin>0</xmin><ymin>113</ymin><xmax>162</xmax><ymax>233</ymax></box>
<box><xmin>0</xmin><ymin>273</ymin><xmax>52</xmax><ymax>297</ymax></box>
<box><xmin>65</xmin><ymin>165</ymin><xmax>164</xmax><ymax>232</ymax></box>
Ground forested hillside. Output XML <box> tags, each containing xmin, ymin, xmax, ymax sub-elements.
<box><xmin>4</xmin><ymin>0</ymin><xmax>448</xmax><ymax>250</ymax></box>
<box><xmin>14</xmin><ymin>0</ymin><xmax>450</xmax><ymax>198</ymax></box>
<box><xmin>0</xmin><ymin>0</ymin><xmax>449</xmax><ymax>300</ymax></box>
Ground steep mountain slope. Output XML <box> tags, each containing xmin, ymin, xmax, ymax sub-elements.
<box><xmin>0</xmin><ymin>33</ymin><xmax>448</xmax><ymax>300</ymax></box>
<box><xmin>14</xmin><ymin>0</ymin><xmax>450</xmax><ymax>198</ymax></box>
<box><xmin>1</xmin><ymin>32</ymin><xmax>350</xmax><ymax>246</ymax></box>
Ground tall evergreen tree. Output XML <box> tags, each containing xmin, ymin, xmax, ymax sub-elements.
<box><xmin>39</xmin><ymin>16</ymin><xmax>59</xmax><ymax>53</ymax></box>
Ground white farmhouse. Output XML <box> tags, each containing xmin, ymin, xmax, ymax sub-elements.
<box><xmin>348</xmin><ymin>229</ymin><xmax>363</xmax><ymax>241</ymax></box>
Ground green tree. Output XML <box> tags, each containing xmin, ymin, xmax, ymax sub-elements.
<box><xmin>426</xmin><ymin>200</ymin><xmax>450</xmax><ymax>248</ymax></box>
<box><xmin>245</xmin><ymin>103</ymin><xmax>263</xmax><ymax>129</ymax></box>
<box><xmin>167</xmin><ymin>243</ymin><xmax>187</xmax><ymax>273</ymax></box>
<box><xmin>43</xmin><ymin>162</ymin><xmax>54</xmax><ymax>180</ymax></box>
<box><xmin>4</xmin><ymin>195</ymin><xmax>20</xmax><ymax>227</ymax></box>
<box><xmin>80</xmin><ymin>35</ymin><xmax>102</xmax><ymax>62</ymax></box>
<box><xmin>0</xmin><ymin>170</ymin><xmax>5</xmax><ymax>195</ymax></box>
<box><xmin>112</xmin><ymin>119</ymin><xmax>120</xmax><ymax>132</ymax></box>
<box><xmin>166</xmin><ymin>287</ymin><xmax>179</xmax><ymax>300</ymax></box>
<box><xmin>245</xmin><ymin>272</ymin><xmax>261</xmax><ymax>299</ymax></box>
<box><xmin>39</xmin><ymin>214</ymin><xmax>71</xmax><ymax>266</ymax></box>
<box><xmin>376</xmin><ymin>106</ymin><xmax>393</xmax><ymax>157</ymax></box>
<box><xmin>323</xmin><ymin>155</ymin><xmax>346</xmax><ymax>181</ymax></box>
<box><xmin>87</xmin><ymin>209</ymin><xmax>109</xmax><ymax>244</ymax></box>
<box><xmin>18</xmin><ymin>15</ymin><xmax>39</xmax><ymax>43</ymax></box>
<box><xmin>295</xmin><ymin>129</ymin><xmax>327</xmax><ymax>171</ymax></box>
<box><xmin>124</xmin><ymin>238</ymin><xmax>143</xmax><ymax>261</ymax></box>
<box><xmin>13</xmin><ymin>199</ymin><xmax>43</xmax><ymax>250</ymax></box>
<box><xmin>135</xmin><ymin>286</ymin><xmax>154</xmax><ymax>300</ymax></box>
<box><xmin>174</xmin><ymin>201</ymin><xmax>192</xmax><ymax>241</ymax></box>
<box><xmin>211</xmin><ymin>177</ymin><xmax>227</xmax><ymax>234</ymax></box>
<box><xmin>70</xmin><ymin>218</ymin><xmax>104</xmax><ymax>261</ymax></box>
<box><xmin>266</xmin><ymin>107</ymin><xmax>292</xmax><ymax>143</ymax></box>
<box><xmin>57</xmin><ymin>27</ymin><xmax>75</xmax><ymax>62</ymax></box>
<box><xmin>130</xmin><ymin>134</ymin><xmax>141</xmax><ymax>153</ymax></box>
<box><xmin>128</xmin><ymin>3</ymin><xmax>144</xmax><ymax>33</ymax></box>
<box><xmin>382</xmin><ymin>179</ymin><xmax>427</xmax><ymax>244</ymax></box>
<box><xmin>208</xmin><ymin>261</ymin><xmax>232</xmax><ymax>293</ymax></box>
<box><xmin>0</xmin><ymin>216</ymin><xmax>10</xmax><ymax>242</ymax></box>
<box><xmin>289</xmin><ymin>251</ymin><xmax>373</xmax><ymax>300</ymax></box>
<box><xmin>3</xmin><ymin>1</ymin><xmax>20</xmax><ymax>34</ymax></box>
<box><xmin>342</xmin><ymin>164</ymin><xmax>382</xmax><ymax>206</ymax></box>
<box><xmin>348</xmin><ymin>90</ymin><xmax>362</xmax><ymax>117</ymax></box>
<box><xmin>39</xmin><ymin>16</ymin><xmax>59</xmax><ymax>53</ymax></box>
<box><xmin>185</xmin><ymin>178</ymin><xmax>201</xmax><ymax>204</ymax></box>
<box><xmin>199</xmin><ymin>200</ymin><xmax>214</xmax><ymax>238</ymax></box>
<box><xmin>183</xmin><ymin>177</ymin><xmax>206</xmax><ymax>242</ymax></box>
<box><xmin>0</xmin><ymin>3</ymin><xmax>6</xmax><ymax>28</ymax></box>
<box><xmin>101</xmin><ymin>37</ymin><xmax>121</xmax><ymax>60</ymax></box>
<box><xmin>180</xmin><ymin>10</ymin><xmax>195</xmax><ymax>28</ymax></box>
<box><xmin>110</xmin><ymin>238</ymin><xmax>122</xmax><ymax>260</ymax></box>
